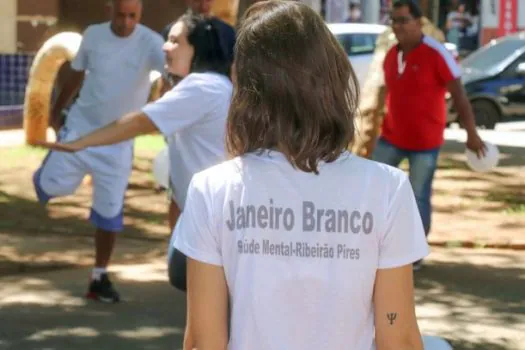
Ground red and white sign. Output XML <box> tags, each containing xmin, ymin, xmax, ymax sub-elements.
<box><xmin>497</xmin><ymin>0</ymin><xmax>518</xmax><ymax>37</ymax></box>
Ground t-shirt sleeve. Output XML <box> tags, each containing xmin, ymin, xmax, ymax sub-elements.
<box><xmin>435</xmin><ymin>45</ymin><xmax>461</xmax><ymax>85</ymax></box>
<box><xmin>173</xmin><ymin>173</ymin><xmax>222</xmax><ymax>266</ymax></box>
<box><xmin>378</xmin><ymin>173</ymin><xmax>430</xmax><ymax>269</ymax></box>
<box><xmin>149</xmin><ymin>33</ymin><xmax>166</xmax><ymax>73</ymax></box>
<box><xmin>142</xmin><ymin>75</ymin><xmax>212</xmax><ymax>136</ymax></box>
<box><xmin>70</xmin><ymin>29</ymin><xmax>90</xmax><ymax>72</ymax></box>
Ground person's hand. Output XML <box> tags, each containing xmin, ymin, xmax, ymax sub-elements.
<box><xmin>34</xmin><ymin>140</ymin><xmax>84</xmax><ymax>153</ymax></box>
<box><xmin>466</xmin><ymin>131</ymin><xmax>486</xmax><ymax>158</ymax></box>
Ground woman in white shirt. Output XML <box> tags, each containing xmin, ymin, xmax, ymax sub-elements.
<box><xmin>173</xmin><ymin>1</ymin><xmax>429</xmax><ymax>349</ymax></box>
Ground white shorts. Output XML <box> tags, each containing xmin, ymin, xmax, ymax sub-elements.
<box><xmin>33</xmin><ymin>127</ymin><xmax>133</xmax><ymax>232</ymax></box>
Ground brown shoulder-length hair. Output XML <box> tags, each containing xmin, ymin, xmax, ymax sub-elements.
<box><xmin>226</xmin><ymin>0</ymin><xmax>359</xmax><ymax>174</ymax></box>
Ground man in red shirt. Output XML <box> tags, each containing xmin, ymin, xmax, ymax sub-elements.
<box><xmin>372</xmin><ymin>0</ymin><xmax>485</xmax><ymax>269</ymax></box>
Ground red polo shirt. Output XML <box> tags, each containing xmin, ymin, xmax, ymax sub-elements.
<box><xmin>382</xmin><ymin>35</ymin><xmax>461</xmax><ymax>151</ymax></box>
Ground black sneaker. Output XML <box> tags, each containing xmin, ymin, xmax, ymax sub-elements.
<box><xmin>86</xmin><ymin>273</ymin><xmax>121</xmax><ymax>303</ymax></box>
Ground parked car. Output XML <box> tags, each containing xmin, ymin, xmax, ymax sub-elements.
<box><xmin>327</xmin><ymin>23</ymin><xmax>388</xmax><ymax>88</ymax></box>
<box><xmin>447</xmin><ymin>32</ymin><xmax>525</xmax><ymax>129</ymax></box>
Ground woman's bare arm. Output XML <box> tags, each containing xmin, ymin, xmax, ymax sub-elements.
<box><xmin>37</xmin><ymin>111</ymin><xmax>158</xmax><ymax>152</ymax></box>
<box><xmin>374</xmin><ymin>264</ymin><xmax>423</xmax><ymax>350</ymax></box>
<box><xmin>187</xmin><ymin>257</ymin><xmax>229</xmax><ymax>350</ymax></box>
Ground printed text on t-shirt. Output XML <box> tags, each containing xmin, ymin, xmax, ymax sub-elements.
<box><xmin>226</xmin><ymin>199</ymin><xmax>374</xmax><ymax>234</ymax></box>
<box><xmin>238</xmin><ymin>238</ymin><xmax>360</xmax><ymax>260</ymax></box>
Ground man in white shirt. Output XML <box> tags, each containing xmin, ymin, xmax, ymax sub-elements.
<box><xmin>33</xmin><ymin>0</ymin><xmax>165</xmax><ymax>303</ymax></box>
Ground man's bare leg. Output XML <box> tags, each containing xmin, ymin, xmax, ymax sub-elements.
<box><xmin>86</xmin><ymin>228</ymin><xmax>120</xmax><ymax>303</ymax></box>
<box><xmin>95</xmin><ymin>228</ymin><xmax>116</xmax><ymax>267</ymax></box>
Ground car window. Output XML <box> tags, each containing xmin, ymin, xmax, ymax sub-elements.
<box><xmin>334</xmin><ymin>34</ymin><xmax>353</xmax><ymax>56</ymax></box>
<box><xmin>334</xmin><ymin>33</ymin><xmax>378</xmax><ymax>56</ymax></box>
<box><xmin>501</xmin><ymin>53</ymin><xmax>525</xmax><ymax>78</ymax></box>
<box><xmin>350</xmin><ymin>34</ymin><xmax>377</xmax><ymax>54</ymax></box>
<box><xmin>462</xmin><ymin>39</ymin><xmax>525</xmax><ymax>73</ymax></box>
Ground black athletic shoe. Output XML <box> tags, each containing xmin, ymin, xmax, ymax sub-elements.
<box><xmin>86</xmin><ymin>273</ymin><xmax>121</xmax><ymax>303</ymax></box>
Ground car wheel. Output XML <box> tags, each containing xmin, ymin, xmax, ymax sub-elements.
<box><xmin>471</xmin><ymin>100</ymin><xmax>500</xmax><ymax>129</ymax></box>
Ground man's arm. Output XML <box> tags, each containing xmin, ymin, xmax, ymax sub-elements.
<box><xmin>374</xmin><ymin>265</ymin><xmax>423</xmax><ymax>350</ymax></box>
<box><xmin>50</xmin><ymin>68</ymin><xmax>84</xmax><ymax>132</ymax></box>
<box><xmin>448</xmin><ymin>78</ymin><xmax>485</xmax><ymax>157</ymax></box>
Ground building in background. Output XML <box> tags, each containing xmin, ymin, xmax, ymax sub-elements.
<box><xmin>0</xmin><ymin>0</ymin><xmax>186</xmax><ymax>129</ymax></box>
<box><xmin>480</xmin><ymin>0</ymin><xmax>524</xmax><ymax>45</ymax></box>
<box><xmin>1</xmin><ymin>0</ymin><xmax>524</xmax><ymax>129</ymax></box>
<box><xmin>323</xmin><ymin>0</ymin><xmax>381</xmax><ymax>24</ymax></box>
<box><xmin>0</xmin><ymin>0</ymin><xmax>186</xmax><ymax>55</ymax></box>
<box><xmin>300</xmin><ymin>0</ymin><xmax>322</xmax><ymax>16</ymax></box>
<box><xmin>322</xmin><ymin>0</ymin><xmax>524</xmax><ymax>50</ymax></box>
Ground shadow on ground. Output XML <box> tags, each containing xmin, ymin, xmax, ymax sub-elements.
<box><xmin>415</xmin><ymin>249</ymin><xmax>525</xmax><ymax>350</ymax></box>
<box><xmin>426</xmin><ymin>140</ymin><xmax>525</xmax><ymax>244</ymax></box>
<box><xmin>0</xmin><ymin>249</ymin><xmax>523</xmax><ymax>350</ymax></box>
<box><xmin>0</xmin><ymin>263</ymin><xmax>186</xmax><ymax>350</ymax></box>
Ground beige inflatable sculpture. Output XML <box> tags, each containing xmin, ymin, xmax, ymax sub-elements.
<box><xmin>24</xmin><ymin>32</ymin><xmax>164</xmax><ymax>145</ymax></box>
<box><xmin>351</xmin><ymin>17</ymin><xmax>445</xmax><ymax>158</ymax></box>
<box><xmin>23</xmin><ymin>32</ymin><xmax>82</xmax><ymax>145</ymax></box>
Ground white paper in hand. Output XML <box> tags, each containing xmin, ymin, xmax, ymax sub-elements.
<box><xmin>465</xmin><ymin>141</ymin><xmax>499</xmax><ymax>173</ymax></box>
<box><xmin>153</xmin><ymin>146</ymin><xmax>170</xmax><ymax>188</ymax></box>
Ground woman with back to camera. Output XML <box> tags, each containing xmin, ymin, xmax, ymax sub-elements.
<box><xmin>173</xmin><ymin>1</ymin><xmax>428</xmax><ymax>349</ymax></box>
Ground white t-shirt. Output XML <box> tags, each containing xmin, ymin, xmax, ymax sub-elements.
<box><xmin>67</xmin><ymin>22</ymin><xmax>165</xmax><ymax>141</ymax></box>
<box><xmin>143</xmin><ymin>72</ymin><xmax>233</xmax><ymax>208</ymax></box>
<box><xmin>174</xmin><ymin>150</ymin><xmax>429</xmax><ymax>350</ymax></box>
